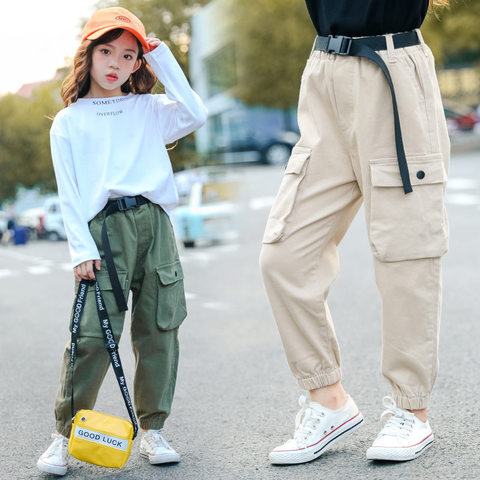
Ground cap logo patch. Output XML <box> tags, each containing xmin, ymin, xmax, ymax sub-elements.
<box><xmin>115</xmin><ymin>15</ymin><xmax>131</xmax><ymax>23</ymax></box>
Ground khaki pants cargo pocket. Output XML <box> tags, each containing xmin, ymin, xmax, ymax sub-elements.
<box><xmin>156</xmin><ymin>260</ymin><xmax>187</xmax><ymax>330</ymax></box>
<box><xmin>262</xmin><ymin>146</ymin><xmax>311</xmax><ymax>243</ymax></box>
<box><xmin>369</xmin><ymin>154</ymin><xmax>448</xmax><ymax>262</ymax></box>
<box><xmin>70</xmin><ymin>271</ymin><xmax>129</xmax><ymax>338</ymax></box>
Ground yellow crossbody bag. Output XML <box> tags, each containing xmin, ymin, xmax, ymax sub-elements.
<box><xmin>68</xmin><ymin>280</ymin><xmax>138</xmax><ymax>469</ymax></box>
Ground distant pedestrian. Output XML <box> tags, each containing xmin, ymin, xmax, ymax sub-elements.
<box><xmin>37</xmin><ymin>7</ymin><xmax>207</xmax><ymax>476</ymax></box>
<box><xmin>260</xmin><ymin>0</ymin><xmax>450</xmax><ymax>465</ymax></box>
<box><xmin>1</xmin><ymin>216</ymin><xmax>15</xmax><ymax>245</ymax></box>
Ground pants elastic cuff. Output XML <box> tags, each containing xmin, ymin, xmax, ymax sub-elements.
<box><xmin>56</xmin><ymin>421</ymin><xmax>72</xmax><ymax>438</ymax></box>
<box><xmin>139</xmin><ymin>418</ymin><xmax>166</xmax><ymax>431</ymax></box>
<box><xmin>393</xmin><ymin>392</ymin><xmax>431</xmax><ymax>410</ymax></box>
<box><xmin>296</xmin><ymin>368</ymin><xmax>342</xmax><ymax>391</ymax></box>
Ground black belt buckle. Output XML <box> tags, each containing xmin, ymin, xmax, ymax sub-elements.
<box><xmin>117</xmin><ymin>196</ymin><xmax>138</xmax><ymax>211</ymax></box>
<box><xmin>327</xmin><ymin>35</ymin><xmax>352</xmax><ymax>55</ymax></box>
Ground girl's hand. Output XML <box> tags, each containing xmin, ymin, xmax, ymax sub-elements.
<box><xmin>145</xmin><ymin>37</ymin><xmax>162</xmax><ymax>53</ymax></box>
<box><xmin>74</xmin><ymin>259</ymin><xmax>101</xmax><ymax>281</ymax></box>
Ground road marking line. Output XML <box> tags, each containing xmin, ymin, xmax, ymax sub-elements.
<box><xmin>447</xmin><ymin>178</ymin><xmax>480</xmax><ymax>190</ymax></box>
<box><xmin>0</xmin><ymin>249</ymin><xmax>53</xmax><ymax>265</ymax></box>
<box><xmin>213</xmin><ymin>244</ymin><xmax>240</xmax><ymax>253</ymax></box>
<box><xmin>249</xmin><ymin>196</ymin><xmax>276</xmax><ymax>210</ymax></box>
<box><xmin>185</xmin><ymin>252</ymin><xmax>214</xmax><ymax>262</ymax></box>
<box><xmin>27</xmin><ymin>266</ymin><xmax>51</xmax><ymax>275</ymax></box>
<box><xmin>185</xmin><ymin>292</ymin><xmax>198</xmax><ymax>300</ymax></box>
<box><xmin>446</xmin><ymin>193</ymin><xmax>480</xmax><ymax>206</ymax></box>
<box><xmin>0</xmin><ymin>269</ymin><xmax>18</xmax><ymax>279</ymax></box>
<box><xmin>202</xmin><ymin>301</ymin><xmax>230</xmax><ymax>311</ymax></box>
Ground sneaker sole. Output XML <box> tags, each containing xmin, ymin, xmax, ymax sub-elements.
<box><xmin>366</xmin><ymin>434</ymin><xmax>434</xmax><ymax>462</ymax></box>
<box><xmin>140</xmin><ymin>449</ymin><xmax>180</xmax><ymax>465</ymax></box>
<box><xmin>37</xmin><ymin>458</ymin><xmax>67</xmax><ymax>476</ymax></box>
<box><xmin>269</xmin><ymin>411</ymin><xmax>364</xmax><ymax>465</ymax></box>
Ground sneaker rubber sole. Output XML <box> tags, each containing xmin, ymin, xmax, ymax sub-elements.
<box><xmin>140</xmin><ymin>448</ymin><xmax>180</xmax><ymax>464</ymax></box>
<box><xmin>269</xmin><ymin>411</ymin><xmax>364</xmax><ymax>465</ymax></box>
<box><xmin>37</xmin><ymin>458</ymin><xmax>67</xmax><ymax>476</ymax></box>
<box><xmin>366</xmin><ymin>433</ymin><xmax>434</xmax><ymax>461</ymax></box>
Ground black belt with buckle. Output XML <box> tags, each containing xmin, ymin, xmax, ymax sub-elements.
<box><xmin>101</xmin><ymin>195</ymin><xmax>151</xmax><ymax>312</ymax></box>
<box><xmin>315</xmin><ymin>30</ymin><xmax>420</xmax><ymax>194</ymax></box>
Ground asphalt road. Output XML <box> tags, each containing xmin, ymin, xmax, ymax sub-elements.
<box><xmin>1</xmin><ymin>150</ymin><xmax>479</xmax><ymax>480</ymax></box>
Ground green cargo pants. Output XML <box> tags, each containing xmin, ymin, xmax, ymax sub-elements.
<box><xmin>54</xmin><ymin>201</ymin><xmax>186</xmax><ymax>436</ymax></box>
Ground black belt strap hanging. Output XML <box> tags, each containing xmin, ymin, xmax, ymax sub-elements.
<box><xmin>70</xmin><ymin>277</ymin><xmax>139</xmax><ymax>439</ymax></box>
<box><xmin>315</xmin><ymin>30</ymin><xmax>420</xmax><ymax>194</ymax></box>
<box><xmin>101</xmin><ymin>195</ymin><xmax>150</xmax><ymax>312</ymax></box>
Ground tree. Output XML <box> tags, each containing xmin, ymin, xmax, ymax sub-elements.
<box><xmin>0</xmin><ymin>82</ymin><xmax>62</xmax><ymax>201</ymax></box>
<box><xmin>232</xmin><ymin>0</ymin><xmax>315</xmax><ymax>109</ymax></box>
<box><xmin>422</xmin><ymin>0</ymin><xmax>480</xmax><ymax>66</ymax></box>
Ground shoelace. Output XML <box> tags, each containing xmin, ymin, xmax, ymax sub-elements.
<box><xmin>293</xmin><ymin>395</ymin><xmax>326</xmax><ymax>447</ymax></box>
<box><xmin>378</xmin><ymin>396</ymin><xmax>415</xmax><ymax>439</ymax></box>
<box><xmin>145</xmin><ymin>430</ymin><xmax>171</xmax><ymax>451</ymax></box>
<box><xmin>43</xmin><ymin>433</ymin><xmax>68</xmax><ymax>459</ymax></box>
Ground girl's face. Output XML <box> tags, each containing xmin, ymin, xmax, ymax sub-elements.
<box><xmin>87</xmin><ymin>30</ymin><xmax>141</xmax><ymax>98</ymax></box>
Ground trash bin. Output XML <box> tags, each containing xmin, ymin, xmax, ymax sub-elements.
<box><xmin>13</xmin><ymin>226</ymin><xmax>28</xmax><ymax>245</ymax></box>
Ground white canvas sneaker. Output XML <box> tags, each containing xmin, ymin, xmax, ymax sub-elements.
<box><xmin>140</xmin><ymin>430</ymin><xmax>180</xmax><ymax>464</ymax></box>
<box><xmin>37</xmin><ymin>433</ymin><xmax>69</xmax><ymax>476</ymax></box>
<box><xmin>269</xmin><ymin>394</ymin><xmax>364</xmax><ymax>464</ymax></box>
<box><xmin>366</xmin><ymin>396</ymin><xmax>434</xmax><ymax>461</ymax></box>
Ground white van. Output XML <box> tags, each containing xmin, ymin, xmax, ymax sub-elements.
<box><xmin>0</xmin><ymin>210</ymin><xmax>8</xmax><ymax>235</ymax></box>
<box><xmin>43</xmin><ymin>196</ymin><xmax>67</xmax><ymax>241</ymax></box>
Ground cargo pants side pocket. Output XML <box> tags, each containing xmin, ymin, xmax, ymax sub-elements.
<box><xmin>369</xmin><ymin>153</ymin><xmax>448</xmax><ymax>262</ymax></box>
<box><xmin>156</xmin><ymin>260</ymin><xmax>187</xmax><ymax>331</ymax></box>
<box><xmin>262</xmin><ymin>146</ymin><xmax>311</xmax><ymax>244</ymax></box>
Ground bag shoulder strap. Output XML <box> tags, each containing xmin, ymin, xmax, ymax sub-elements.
<box><xmin>70</xmin><ymin>278</ymin><xmax>138</xmax><ymax>439</ymax></box>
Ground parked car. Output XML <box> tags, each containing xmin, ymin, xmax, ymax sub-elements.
<box><xmin>0</xmin><ymin>211</ymin><xmax>7</xmax><ymax>236</ymax></box>
<box><xmin>444</xmin><ymin>104</ymin><xmax>479</xmax><ymax>134</ymax></box>
<box><xmin>43</xmin><ymin>196</ymin><xmax>67</xmax><ymax>241</ymax></box>
<box><xmin>171</xmin><ymin>181</ymin><xmax>239</xmax><ymax>248</ymax></box>
<box><xmin>16</xmin><ymin>207</ymin><xmax>45</xmax><ymax>239</ymax></box>
<box><xmin>261</xmin><ymin>131</ymin><xmax>300</xmax><ymax>165</ymax></box>
<box><xmin>15</xmin><ymin>196</ymin><xmax>67</xmax><ymax>241</ymax></box>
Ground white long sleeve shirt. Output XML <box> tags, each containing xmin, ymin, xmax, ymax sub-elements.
<box><xmin>50</xmin><ymin>43</ymin><xmax>208</xmax><ymax>267</ymax></box>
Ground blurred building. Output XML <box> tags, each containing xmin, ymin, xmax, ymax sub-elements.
<box><xmin>189</xmin><ymin>0</ymin><xmax>298</xmax><ymax>165</ymax></box>
<box><xmin>16</xmin><ymin>70</ymin><xmax>64</xmax><ymax>99</ymax></box>
<box><xmin>437</xmin><ymin>67</ymin><xmax>480</xmax><ymax>107</ymax></box>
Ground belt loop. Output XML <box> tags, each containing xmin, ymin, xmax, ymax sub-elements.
<box><xmin>385</xmin><ymin>34</ymin><xmax>397</xmax><ymax>64</ymax></box>
<box><xmin>415</xmin><ymin>28</ymin><xmax>429</xmax><ymax>57</ymax></box>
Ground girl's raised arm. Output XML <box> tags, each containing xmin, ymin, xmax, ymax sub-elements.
<box><xmin>144</xmin><ymin>42</ymin><xmax>208</xmax><ymax>145</ymax></box>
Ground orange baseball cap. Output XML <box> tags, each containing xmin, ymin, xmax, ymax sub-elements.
<box><xmin>81</xmin><ymin>7</ymin><xmax>149</xmax><ymax>52</ymax></box>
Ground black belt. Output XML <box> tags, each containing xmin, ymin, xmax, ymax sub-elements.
<box><xmin>102</xmin><ymin>195</ymin><xmax>151</xmax><ymax>312</ymax></box>
<box><xmin>315</xmin><ymin>30</ymin><xmax>420</xmax><ymax>194</ymax></box>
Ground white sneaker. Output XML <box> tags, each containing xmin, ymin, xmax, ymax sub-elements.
<box><xmin>366</xmin><ymin>396</ymin><xmax>434</xmax><ymax>461</ymax></box>
<box><xmin>269</xmin><ymin>394</ymin><xmax>364</xmax><ymax>464</ymax></box>
<box><xmin>140</xmin><ymin>430</ymin><xmax>180</xmax><ymax>464</ymax></box>
<box><xmin>37</xmin><ymin>433</ymin><xmax>69</xmax><ymax>476</ymax></box>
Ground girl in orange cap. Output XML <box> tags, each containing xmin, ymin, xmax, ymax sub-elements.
<box><xmin>37</xmin><ymin>7</ymin><xmax>207</xmax><ymax>475</ymax></box>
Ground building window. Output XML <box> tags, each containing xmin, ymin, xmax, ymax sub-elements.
<box><xmin>204</xmin><ymin>43</ymin><xmax>237</xmax><ymax>97</ymax></box>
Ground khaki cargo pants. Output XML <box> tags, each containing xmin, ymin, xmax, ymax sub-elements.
<box><xmin>55</xmin><ymin>202</ymin><xmax>186</xmax><ymax>436</ymax></box>
<box><xmin>260</xmin><ymin>31</ymin><xmax>450</xmax><ymax>410</ymax></box>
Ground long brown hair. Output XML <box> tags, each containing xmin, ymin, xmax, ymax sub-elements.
<box><xmin>61</xmin><ymin>29</ymin><xmax>157</xmax><ymax>107</ymax></box>
<box><xmin>429</xmin><ymin>0</ymin><xmax>450</xmax><ymax>8</ymax></box>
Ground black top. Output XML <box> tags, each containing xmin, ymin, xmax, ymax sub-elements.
<box><xmin>305</xmin><ymin>0</ymin><xmax>429</xmax><ymax>37</ymax></box>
